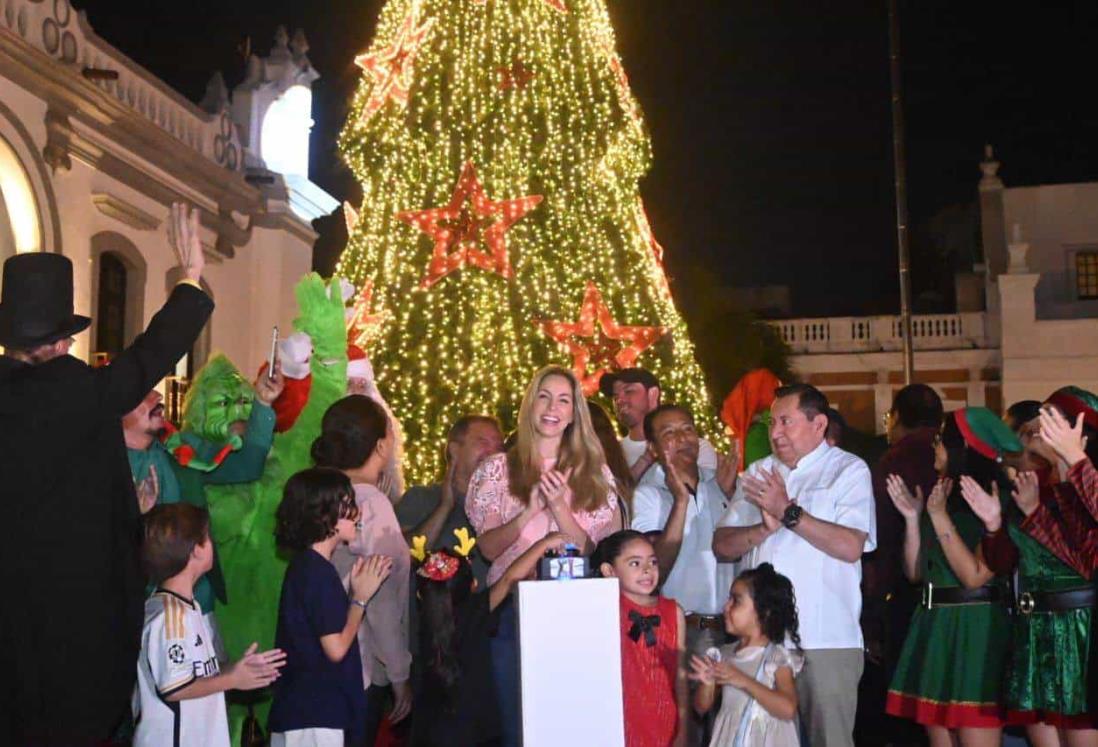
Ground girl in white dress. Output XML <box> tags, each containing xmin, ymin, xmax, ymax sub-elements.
<box><xmin>690</xmin><ymin>562</ymin><xmax>803</xmax><ymax>747</ymax></box>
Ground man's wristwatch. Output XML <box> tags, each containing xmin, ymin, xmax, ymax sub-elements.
<box><xmin>780</xmin><ymin>503</ymin><xmax>803</xmax><ymax>529</ymax></box>
<box><xmin>351</xmin><ymin>598</ymin><xmax>369</xmax><ymax>610</ymax></box>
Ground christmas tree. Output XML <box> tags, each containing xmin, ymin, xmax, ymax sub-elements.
<box><xmin>338</xmin><ymin>0</ymin><xmax>722</xmax><ymax>483</ymax></box>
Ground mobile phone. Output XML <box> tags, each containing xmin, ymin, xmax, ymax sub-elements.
<box><xmin>267</xmin><ymin>326</ymin><xmax>278</xmax><ymax>380</ymax></box>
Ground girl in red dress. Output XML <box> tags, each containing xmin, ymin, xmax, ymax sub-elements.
<box><xmin>595</xmin><ymin>530</ymin><xmax>687</xmax><ymax>747</ymax></box>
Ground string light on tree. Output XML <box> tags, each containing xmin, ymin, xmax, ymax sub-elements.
<box><xmin>396</xmin><ymin>160</ymin><xmax>543</xmax><ymax>289</ymax></box>
<box><xmin>472</xmin><ymin>0</ymin><xmax>568</xmax><ymax>14</ymax></box>
<box><xmin>538</xmin><ymin>282</ymin><xmax>667</xmax><ymax>396</ymax></box>
<box><xmin>337</xmin><ymin>0</ymin><xmax>721</xmax><ymax>483</ymax></box>
<box><xmin>596</xmin><ymin>31</ymin><xmax>642</xmax><ymax>127</ymax></box>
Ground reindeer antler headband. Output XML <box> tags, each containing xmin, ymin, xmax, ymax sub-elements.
<box><xmin>411</xmin><ymin>527</ymin><xmax>478</xmax><ymax>582</ymax></box>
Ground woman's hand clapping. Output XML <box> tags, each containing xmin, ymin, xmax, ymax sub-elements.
<box><xmin>885</xmin><ymin>474</ymin><xmax>924</xmax><ymax>522</ymax></box>
<box><xmin>1010</xmin><ymin>470</ymin><xmax>1040</xmax><ymax>517</ymax></box>
<box><xmin>1039</xmin><ymin>407</ymin><xmax>1088</xmax><ymax>469</ymax></box>
<box><xmin>925</xmin><ymin>477</ymin><xmax>953</xmax><ymax>517</ymax></box>
<box><xmin>958</xmin><ymin>476</ymin><xmax>1002</xmax><ymax>533</ymax></box>
<box><xmin>537</xmin><ymin>467</ymin><xmax>574</xmax><ymax>510</ymax></box>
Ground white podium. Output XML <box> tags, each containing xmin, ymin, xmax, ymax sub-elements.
<box><xmin>516</xmin><ymin>577</ymin><xmax>624</xmax><ymax>747</ymax></box>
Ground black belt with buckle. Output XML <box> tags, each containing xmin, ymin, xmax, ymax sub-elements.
<box><xmin>684</xmin><ymin>614</ymin><xmax>724</xmax><ymax>631</ymax></box>
<box><xmin>1017</xmin><ymin>586</ymin><xmax>1097</xmax><ymax>615</ymax></box>
<box><xmin>921</xmin><ymin>582</ymin><xmax>1006</xmax><ymax>609</ymax></box>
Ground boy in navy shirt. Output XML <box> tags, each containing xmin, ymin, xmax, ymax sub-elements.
<box><xmin>269</xmin><ymin>468</ymin><xmax>392</xmax><ymax>746</ymax></box>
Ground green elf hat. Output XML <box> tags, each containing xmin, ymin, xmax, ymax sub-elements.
<box><xmin>952</xmin><ymin>407</ymin><xmax>1023</xmax><ymax>462</ymax></box>
<box><xmin>1045</xmin><ymin>386</ymin><xmax>1098</xmax><ymax>431</ymax></box>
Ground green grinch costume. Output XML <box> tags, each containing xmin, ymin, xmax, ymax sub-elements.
<box><xmin>153</xmin><ymin>357</ymin><xmax>275</xmax><ymax>615</ymax></box>
<box><xmin>184</xmin><ymin>274</ymin><xmax>348</xmax><ymax>741</ymax></box>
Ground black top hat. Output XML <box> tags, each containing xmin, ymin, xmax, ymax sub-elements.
<box><xmin>0</xmin><ymin>253</ymin><xmax>90</xmax><ymax>349</ymax></box>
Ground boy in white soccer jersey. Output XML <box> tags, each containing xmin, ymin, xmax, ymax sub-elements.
<box><xmin>134</xmin><ymin>503</ymin><xmax>286</xmax><ymax>747</ymax></box>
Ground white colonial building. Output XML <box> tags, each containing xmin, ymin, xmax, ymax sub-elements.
<box><xmin>772</xmin><ymin>147</ymin><xmax>1098</xmax><ymax>434</ymax></box>
<box><xmin>0</xmin><ymin>1</ymin><xmax>336</xmax><ymax>387</ymax></box>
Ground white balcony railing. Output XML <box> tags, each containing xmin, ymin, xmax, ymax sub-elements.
<box><xmin>771</xmin><ymin>312</ymin><xmax>991</xmax><ymax>354</ymax></box>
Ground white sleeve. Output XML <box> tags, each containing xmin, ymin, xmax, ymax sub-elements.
<box><xmin>717</xmin><ymin>493</ymin><xmax>761</xmax><ymax>529</ymax></box>
<box><xmin>697</xmin><ymin>439</ymin><xmax>719</xmax><ymax>472</ymax></box>
<box><xmin>716</xmin><ymin>461</ymin><xmax>765</xmax><ymax>528</ymax></box>
<box><xmin>630</xmin><ymin>484</ymin><xmax>667</xmax><ymax>533</ymax></box>
<box><xmin>148</xmin><ymin>604</ymin><xmax>198</xmax><ymax>697</ymax></box>
<box><xmin>832</xmin><ymin>456</ymin><xmax>876</xmax><ymax>551</ymax></box>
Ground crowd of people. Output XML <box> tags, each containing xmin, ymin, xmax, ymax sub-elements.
<box><xmin>0</xmin><ymin>203</ymin><xmax>1094</xmax><ymax>747</ymax></box>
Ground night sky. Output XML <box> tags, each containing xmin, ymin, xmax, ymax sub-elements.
<box><xmin>78</xmin><ymin>1</ymin><xmax>1098</xmax><ymax>317</ymax></box>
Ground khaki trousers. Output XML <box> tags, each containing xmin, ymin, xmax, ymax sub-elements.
<box><xmin>796</xmin><ymin>648</ymin><xmax>864</xmax><ymax>747</ymax></box>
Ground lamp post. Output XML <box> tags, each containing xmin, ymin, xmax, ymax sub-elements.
<box><xmin>889</xmin><ymin>0</ymin><xmax>915</xmax><ymax>384</ymax></box>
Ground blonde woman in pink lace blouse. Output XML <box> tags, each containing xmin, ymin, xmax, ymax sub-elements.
<box><xmin>466</xmin><ymin>365</ymin><xmax>622</xmax><ymax>583</ymax></box>
<box><xmin>465</xmin><ymin>365</ymin><xmax>621</xmax><ymax>746</ymax></box>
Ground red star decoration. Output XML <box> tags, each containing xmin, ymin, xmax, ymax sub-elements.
<box><xmin>472</xmin><ymin>0</ymin><xmax>567</xmax><ymax>14</ymax></box>
<box><xmin>538</xmin><ymin>282</ymin><xmax>667</xmax><ymax>396</ymax></box>
<box><xmin>396</xmin><ymin>161</ymin><xmax>543</xmax><ymax>289</ymax></box>
<box><xmin>346</xmin><ymin>280</ymin><xmax>389</xmax><ymax>349</ymax></box>
<box><xmin>498</xmin><ymin>59</ymin><xmax>535</xmax><ymax>91</ymax></box>
<box><xmin>354</xmin><ymin>6</ymin><xmax>434</xmax><ymax>125</ymax></box>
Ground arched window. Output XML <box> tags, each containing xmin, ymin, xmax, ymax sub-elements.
<box><xmin>94</xmin><ymin>252</ymin><xmax>127</xmax><ymax>358</ymax></box>
<box><xmin>260</xmin><ymin>85</ymin><xmax>312</xmax><ymax>177</ymax></box>
<box><xmin>188</xmin><ymin>285</ymin><xmax>213</xmax><ymax>378</ymax></box>
<box><xmin>90</xmin><ymin>233</ymin><xmax>146</xmax><ymax>363</ymax></box>
<box><xmin>0</xmin><ymin>133</ymin><xmax>42</xmax><ymax>262</ymax></box>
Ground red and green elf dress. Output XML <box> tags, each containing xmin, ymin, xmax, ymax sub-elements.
<box><xmin>983</xmin><ymin>506</ymin><xmax>1095</xmax><ymax>728</ymax></box>
<box><xmin>886</xmin><ymin>503</ymin><xmax>1011</xmax><ymax>727</ymax></box>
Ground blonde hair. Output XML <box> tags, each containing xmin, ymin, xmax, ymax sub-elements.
<box><xmin>507</xmin><ymin>366</ymin><xmax>612</xmax><ymax>513</ymax></box>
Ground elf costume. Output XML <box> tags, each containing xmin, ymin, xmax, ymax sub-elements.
<box><xmin>983</xmin><ymin>388</ymin><xmax>1098</xmax><ymax>729</ymax></box>
<box><xmin>198</xmin><ymin>274</ymin><xmax>349</xmax><ymax>743</ymax></box>
<box><xmin>1001</xmin><ymin>526</ymin><xmax>1095</xmax><ymax>727</ymax></box>
<box><xmin>887</xmin><ymin>407</ymin><xmax>1018</xmax><ymax>729</ymax></box>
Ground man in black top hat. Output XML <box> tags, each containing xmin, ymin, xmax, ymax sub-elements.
<box><xmin>0</xmin><ymin>203</ymin><xmax>214</xmax><ymax>745</ymax></box>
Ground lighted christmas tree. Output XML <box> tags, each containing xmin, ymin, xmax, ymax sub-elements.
<box><xmin>338</xmin><ymin>0</ymin><xmax>722</xmax><ymax>483</ymax></box>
